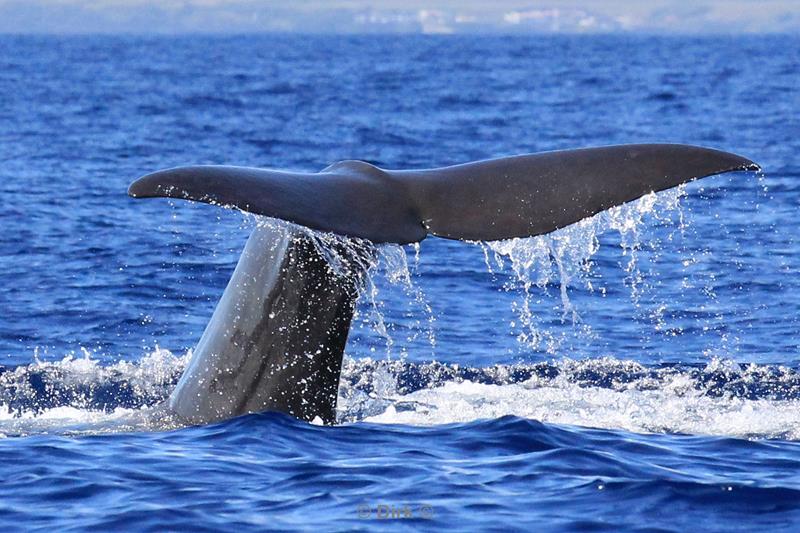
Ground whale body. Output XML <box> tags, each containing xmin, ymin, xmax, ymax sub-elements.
<box><xmin>129</xmin><ymin>144</ymin><xmax>758</xmax><ymax>425</ymax></box>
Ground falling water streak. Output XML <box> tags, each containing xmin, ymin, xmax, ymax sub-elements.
<box><xmin>249</xmin><ymin>216</ymin><xmax>438</xmax><ymax>360</ymax></box>
<box><xmin>224</xmin><ymin>189</ymin><xmax>702</xmax><ymax>360</ymax></box>
<box><xmin>239</xmin><ymin>187</ymin><xmax>688</xmax><ymax>357</ymax></box>
<box><xmin>480</xmin><ymin>187</ymin><xmax>689</xmax><ymax>352</ymax></box>
<box><xmin>183</xmin><ymin>191</ymin><xmax>693</xmax><ymax>360</ymax></box>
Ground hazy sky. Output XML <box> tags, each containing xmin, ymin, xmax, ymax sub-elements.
<box><xmin>0</xmin><ymin>0</ymin><xmax>798</xmax><ymax>34</ymax></box>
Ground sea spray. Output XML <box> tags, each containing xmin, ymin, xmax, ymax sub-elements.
<box><xmin>248</xmin><ymin>217</ymin><xmax>438</xmax><ymax>360</ymax></box>
<box><xmin>3</xmin><ymin>348</ymin><xmax>800</xmax><ymax>439</ymax></box>
<box><xmin>3</xmin><ymin>183</ymin><xmax>753</xmax><ymax>436</ymax></box>
<box><xmin>243</xmin><ymin>189</ymin><xmax>691</xmax><ymax>359</ymax></box>
<box><xmin>344</xmin><ymin>357</ymin><xmax>800</xmax><ymax>440</ymax></box>
<box><xmin>480</xmin><ymin>186</ymin><xmax>688</xmax><ymax>352</ymax></box>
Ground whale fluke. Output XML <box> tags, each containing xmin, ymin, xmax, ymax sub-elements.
<box><xmin>129</xmin><ymin>144</ymin><xmax>758</xmax><ymax>244</ymax></box>
<box><xmin>130</xmin><ymin>144</ymin><xmax>758</xmax><ymax>425</ymax></box>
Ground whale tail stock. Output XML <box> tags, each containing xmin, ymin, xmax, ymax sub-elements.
<box><xmin>166</xmin><ymin>224</ymin><xmax>370</xmax><ymax>425</ymax></box>
<box><xmin>129</xmin><ymin>144</ymin><xmax>758</xmax><ymax>425</ymax></box>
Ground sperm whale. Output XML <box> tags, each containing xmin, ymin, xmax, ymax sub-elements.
<box><xmin>129</xmin><ymin>144</ymin><xmax>758</xmax><ymax>425</ymax></box>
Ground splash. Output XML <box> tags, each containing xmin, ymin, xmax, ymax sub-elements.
<box><xmin>237</xmin><ymin>216</ymin><xmax>436</xmax><ymax>359</ymax></box>
<box><xmin>0</xmin><ymin>348</ymin><xmax>189</xmax><ymax>436</ymax></box>
<box><xmin>339</xmin><ymin>356</ymin><xmax>800</xmax><ymax>441</ymax></box>
<box><xmin>1</xmin><ymin>182</ymin><xmax>769</xmax><ymax>438</ymax></box>
<box><xmin>3</xmin><ymin>349</ymin><xmax>800</xmax><ymax>440</ymax></box>
<box><xmin>247</xmin><ymin>189</ymin><xmax>690</xmax><ymax>358</ymax></box>
<box><xmin>480</xmin><ymin>187</ymin><xmax>687</xmax><ymax>351</ymax></box>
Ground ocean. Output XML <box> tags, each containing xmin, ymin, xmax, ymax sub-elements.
<box><xmin>1</xmin><ymin>33</ymin><xmax>799</xmax><ymax>531</ymax></box>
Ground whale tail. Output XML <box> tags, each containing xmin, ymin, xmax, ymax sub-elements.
<box><xmin>130</xmin><ymin>144</ymin><xmax>758</xmax><ymax>424</ymax></box>
<box><xmin>129</xmin><ymin>144</ymin><xmax>758</xmax><ymax>245</ymax></box>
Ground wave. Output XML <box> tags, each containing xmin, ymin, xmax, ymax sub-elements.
<box><xmin>1</xmin><ymin>349</ymin><xmax>799</xmax><ymax>440</ymax></box>
<box><xmin>0</xmin><ymin>349</ymin><xmax>187</xmax><ymax>436</ymax></box>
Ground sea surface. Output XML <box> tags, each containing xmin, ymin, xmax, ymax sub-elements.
<box><xmin>1</xmin><ymin>34</ymin><xmax>799</xmax><ymax>531</ymax></box>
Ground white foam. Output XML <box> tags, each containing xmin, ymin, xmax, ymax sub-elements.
<box><xmin>2</xmin><ymin>349</ymin><xmax>798</xmax><ymax>440</ymax></box>
<box><xmin>356</xmin><ymin>360</ymin><xmax>800</xmax><ymax>440</ymax></box>
<box><xmin>0</xmin><ymin>348</ymin><xmax>189</xmax><ymax>437</ymax></box>
<box><xmin>0</xmin><ymin>404</ymin><xmax>183</xmax><ymax>436</ymax></box>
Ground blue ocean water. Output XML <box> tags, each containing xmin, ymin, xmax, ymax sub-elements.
<box><xmin>1</xmin><ymin>33</ymin><xmax>799</xmax><ymax>530</ymax></box>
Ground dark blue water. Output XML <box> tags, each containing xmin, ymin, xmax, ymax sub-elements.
<box><xmin>1</xmin><ymin>34</ymin><xmax>799</xmax><ymax>530</ymax></box>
